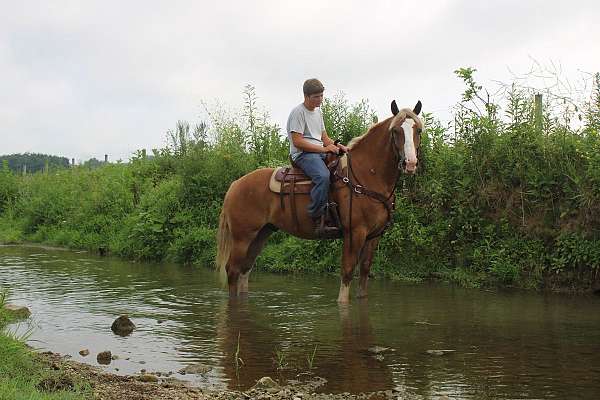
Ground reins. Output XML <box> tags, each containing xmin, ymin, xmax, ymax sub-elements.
<box><xmin>334</xmin><ymin>150</ymin><xmax>400</xmax><ymax>247</ymax></box>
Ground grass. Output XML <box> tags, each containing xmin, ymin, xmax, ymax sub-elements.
<box><xmin>0</xmin><ymin>290</ymin><xmax>90</xmax><ymax>399</ymax></box>
<box><xmin>0</xmin><ymin>216</ymin><xmax>23</xmax><ymax>245</ymax></box>
<box><xmin>233</xmin><ymin>331</ymin><xmax>244</xmax><ymax>382</ymax></box>
<box><xmin>273</xmin><ymin>346</ymin><xmax>288</xmax><ymax>371</ymax></box>
<box><xmin>306</xmin><ymin>344</ymin><xmax>318</xmax><ymax>370</ymax></box>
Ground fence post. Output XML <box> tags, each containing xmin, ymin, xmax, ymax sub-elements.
<box><xmin>534</xmin><ymin>94</ymin><xmax>543</xmax><ymax>133</ymax></box>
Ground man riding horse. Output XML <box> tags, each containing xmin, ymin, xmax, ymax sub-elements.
<box><xmin>286</xmin><ymin>78</ymin><xmax>349</xmax><ymax>238</ymax></box>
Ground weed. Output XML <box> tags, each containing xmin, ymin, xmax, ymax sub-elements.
<box><xmin>306</xmin><ymin>344</ymin><xmax>318</xmax><ymax>370</ymax></box>
<box><xmin>233</xmin><ymin>331</ymin><xmax>244</xmax><ymax>380</ymax></box>
<box><xmin>273</xmin><ymin>347</ymin><xmax>288</xmax><ymax>371</ymax></box>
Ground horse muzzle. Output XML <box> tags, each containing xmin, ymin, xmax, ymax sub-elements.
<box><xmin>402</xmin><ymin>159</ymin><xmax>418</xmax><ymax>174</ymax></box>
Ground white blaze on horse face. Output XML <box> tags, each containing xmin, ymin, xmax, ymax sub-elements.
<box><xmin>401</xmin><ymin>118</ymin><xmax>417</xmax><ymax>172</ymax></box>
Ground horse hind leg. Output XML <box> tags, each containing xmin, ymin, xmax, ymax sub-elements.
<box><xmin>229</xmin><ymin>225</ymin><xmax>274</xmax><ymax>296</ymax></box>
<box><xmin>225</xmin><ymin>240</ymin><xmax>251</xmax><ymax>297</ymax></box>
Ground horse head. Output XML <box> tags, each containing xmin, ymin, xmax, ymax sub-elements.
<box><xmin>389</xmin><ymin>100</ymin><xmax>423</xmax><ymax>174</ymax></box>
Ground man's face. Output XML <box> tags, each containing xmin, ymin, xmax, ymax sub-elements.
<box><xmin>305</xmin><ymin>92</ymin><xmax>324</xmax><ymax>108</ymax></box>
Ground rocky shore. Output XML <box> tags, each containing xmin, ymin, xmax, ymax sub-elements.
<box><xmin>38</xmin><ymin>351</ymin><xmax>424</xmax><ymax>400</ymax></box>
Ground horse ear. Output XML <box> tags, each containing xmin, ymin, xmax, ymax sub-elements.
<box><xmin>413</xmin><ymin>100</ymin><xmax>422</xmax><ymax>115</ymax></box>
<box><xmin>391</xmin><ymin>100</ymin><xmax>399</xmax><ymax>116</ymax></box>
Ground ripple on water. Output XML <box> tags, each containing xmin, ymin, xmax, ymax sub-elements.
<box><xmin>2</xmin><ymin>245</ymin><xmax>600</xmax><ymax>397</ymax></box>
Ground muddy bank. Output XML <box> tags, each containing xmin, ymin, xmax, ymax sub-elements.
<box><xmin>39</xmin><ymin>351</ymin><xmax>423</xmax><ymax>400</ymax></box>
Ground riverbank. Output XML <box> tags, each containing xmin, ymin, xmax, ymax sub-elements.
<box><xmin>0</xmin><ymin>325</ymin><xmax>411</xmax><ymax>400</ymax></box>
<box><xmin>15</xmin><ymin>350</ymin><xmax>417</xmax><ymax>400</ymax></box>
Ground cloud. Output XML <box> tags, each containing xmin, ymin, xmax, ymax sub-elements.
<box><xmin>1</xmin><ymin>0</ymin><xmax>599</xmax><ymax>160</ymax></box>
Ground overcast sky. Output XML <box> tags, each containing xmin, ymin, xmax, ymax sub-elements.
<box><xmin>1</xmin><ymin>0</ymin><xmax>598</xmax><ymax>162</ymax></box>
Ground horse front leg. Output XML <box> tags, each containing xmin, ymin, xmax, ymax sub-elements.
<box><xmin>338</xmin><ymin>230</ymin><xmax>367</xmax><ymax>304</ymax></box>
<box><xmin>357</xmin><ymin>238</ymin><xmax>379</xmax><ymax>299</ymax></box>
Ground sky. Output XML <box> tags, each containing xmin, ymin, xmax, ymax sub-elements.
<box><xmin>1</xmin><ymin>0</ymin><xmax>599</xmax><ymax>162</ymax></box>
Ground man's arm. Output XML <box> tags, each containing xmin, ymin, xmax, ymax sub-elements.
<box><xmin>291</xmin><ymin>132</ymin><xmax>338</xmax><ymax>153</ymax></box>
<box><xmin>321</xmin><ymin>130</ymin><xmax>349</xmax><ymax>153</ymax></box>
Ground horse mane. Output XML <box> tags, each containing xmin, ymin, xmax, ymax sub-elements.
<box><xmin>348</xmin><ymin>108</ymin><xmax>422</xmax><ymax>149</ymax></box>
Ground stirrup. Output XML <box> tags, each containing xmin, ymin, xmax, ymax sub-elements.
<box><xmin>313</xmin><ymin>204</ymin><xmax>342</xmax><ymax>239</ymax></box>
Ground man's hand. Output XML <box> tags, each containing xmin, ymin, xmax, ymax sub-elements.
<box><xmin>324</xmin><ymin>143</ymin><xmax>339</xmax><ymax>154</ymax></box>
<box><xmin>336</xmin><ymin>143</ymin><xmax>349</xmax><ymax>153</ymax></box>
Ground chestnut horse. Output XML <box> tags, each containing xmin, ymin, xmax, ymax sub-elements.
<box><xmin>217</xmin><ymin>100</ymin><xmax>423</xmax><ymax>303</ymax></box>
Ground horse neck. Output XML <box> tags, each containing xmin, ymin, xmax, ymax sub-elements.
<box><xmin>349</xmin><ymin>118</ymin><xmax>398</xmax><ymax>195</ymax></box>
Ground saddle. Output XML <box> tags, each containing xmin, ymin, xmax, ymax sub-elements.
<box><xmin>268</xmin><ymin>154</ymin><xmax>347</xmax><ymax>194</ymax></box>
<box><xmin>268</xmin><ymin>154</ymin><xmax>348</xmax><ymax>238</ymax></box>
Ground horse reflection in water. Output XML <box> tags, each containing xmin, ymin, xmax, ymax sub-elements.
<box><xmin>217</xmin><ymin>101</ymin><xmax>424</xmax><ymax>302</ymax></box>
<box><xmin>214</xmin><ymin>299</ymin><xmax>393</xmax><ymax>392</ymax></box>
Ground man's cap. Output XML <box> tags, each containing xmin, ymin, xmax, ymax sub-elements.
<box><xmin>303</xmin><ymin>79</ymin><xmax>325</xmax><ymax>96</ymax></box>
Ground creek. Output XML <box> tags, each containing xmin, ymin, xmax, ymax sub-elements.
<box><xmin>1</xmin><ymin>245</ymin><xmax>599</xmax><ymax>398</ymax></box>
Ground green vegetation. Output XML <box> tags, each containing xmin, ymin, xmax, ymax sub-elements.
<box><xmin>0</xmin><ymin>290</ymin><xmax>89</xmax><ymax>399</ymax></box>
<box><xmin>1</xmin><ymin>74</ymin><xmax>600</xmax><ymax>291</ymax></box>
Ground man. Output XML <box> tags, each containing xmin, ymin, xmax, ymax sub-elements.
<box><xmin>286</xmin><ymin>78</ymin><xmax>348</xmax><ymax>237</ymax></box>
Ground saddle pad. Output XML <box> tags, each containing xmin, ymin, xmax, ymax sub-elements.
<box><xmin>269</xmin><ymin>167</ymin><xmax>312</xmax><ymax>194</ymax></box>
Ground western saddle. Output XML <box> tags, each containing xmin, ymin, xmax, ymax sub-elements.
<box><xmin>269</xmin><ymin>154</ymin><xmax>347</xmax><ymax>237</ymax></box>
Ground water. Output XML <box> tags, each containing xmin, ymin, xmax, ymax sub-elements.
<box><xmin>1</xmin><ymin>245</ymin><xmax>600</xmax><ymax>398</ymax></box>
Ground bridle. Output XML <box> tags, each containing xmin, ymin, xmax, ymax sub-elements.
<box><xmin>334</xmin><ymin>117</ymin><xmax>422</xmax><ymax>245</ymax></box>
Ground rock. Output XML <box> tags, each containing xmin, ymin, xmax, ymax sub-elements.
<box><xmin>79</xmin><ymin>349</ymin><xmax>90</xmax><ymax>357</ymax></box>
<box><xmin>138</xmin><ymin>374</ymin><xmax>159</xmax><ymax>383</ymax></box>
<box><xmin>426</xmin><ymin>349</ymin><xmax>456</xmax><ymax>356</ymax></box>
<box><xmin>3</xmin><ymin>304</ymin><xmax>31</xmax><ymax>319</ymax></box>
<box><xmin>253</xmin><ymin>376</ymin><xmax>279</xmax><ymax>389</ymax></box>
<box><xmin>178</xmin><ymin>363</ymin><xmax>211</xmax><ymax>375</ymax></box>
<box><xmin>97</xmin><ymin>351</ymin><xmax>112</xmax><ymax>365</ymax></box>
<box><xmin>111</xmin><ymin>354</ymin><xmax>119</xmax><ymax>360</ymax></box>
<box><xmin>367</xmin><ymin>346</ymin><xmax>392</xmax><ymax>354</ymax></box>
<box><xmin>111</xmin><ymin>315</ymin><xmax>135</xmax><ymax>336</ymax></box>
<box><xmin>157</xmin><ymin>319</ymin><xmax>165</xmax><ymax>324</ymax></box>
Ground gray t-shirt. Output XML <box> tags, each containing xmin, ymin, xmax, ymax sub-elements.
<box><xmin>286</xmin><ymin>103</ymin><xmax>325</xmax><ymax>160</ymax></box>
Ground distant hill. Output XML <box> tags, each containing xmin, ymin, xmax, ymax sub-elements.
<box><xmin>0</xmin><ymin>153</ymin><xmax>70</xmax><ymax>173</ymax></box>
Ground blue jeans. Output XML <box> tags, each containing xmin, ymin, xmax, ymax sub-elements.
<box><xmin>294</xmin><ymin>152</ymin><xmax>330</xmax><ymax>218</ymax></box>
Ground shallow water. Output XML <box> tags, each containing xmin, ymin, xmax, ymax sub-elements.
<box><xmin>1</xmin><ymin>245</ymin><xmax>600</xmax><ymax>398</ymax></box>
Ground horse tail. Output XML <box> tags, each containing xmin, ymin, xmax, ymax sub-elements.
<box><xmin>216</xmin><ymin>209</ymin><xmax>231</xmax><ymax>284</ymax></box>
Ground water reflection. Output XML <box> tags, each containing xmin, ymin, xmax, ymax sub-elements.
<box><xmin>212</xmin><ymin>298</ymin><xmax>394</xmax><ymax>391</ymax></box>
<box><xmin>214</xmin><ymin>299</ymin><xmax>279</xmax><ymax>389</ymax></box>
<box><xmin>323</xmin><ymin>302</ymin><xmax>393</xmax><ymax>392</ymax></box>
